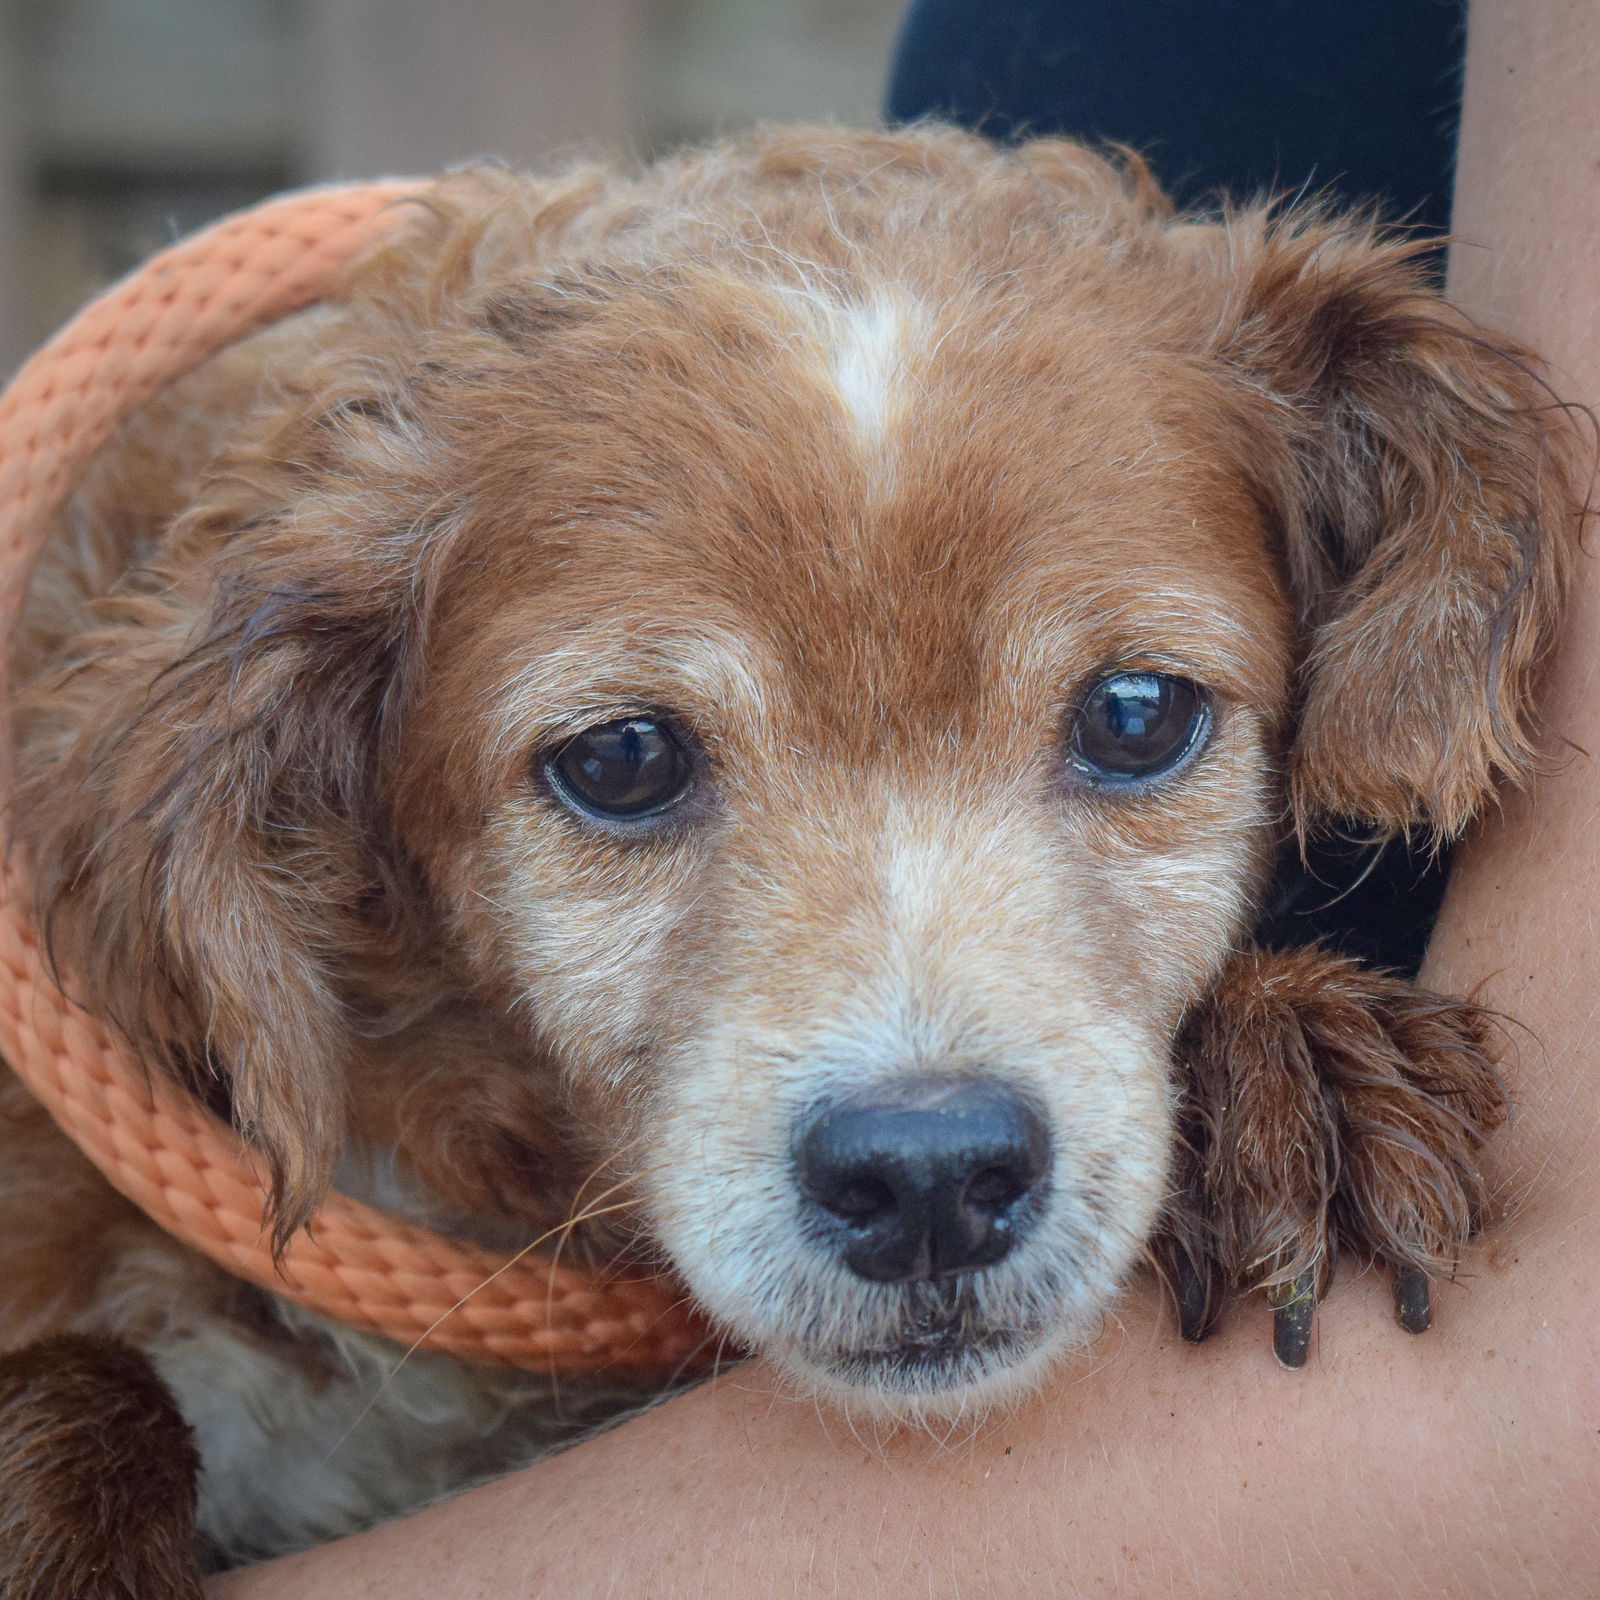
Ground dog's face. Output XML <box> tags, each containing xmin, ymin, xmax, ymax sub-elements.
<box><xmin>20</xmin><ymin>130</ymin><xmax>1568</xmax><ymax>1415</ymax></box>
<box><xmin>393</xmin><ymin>255</ymin><xmax>1297</xmax><ymax>1406</ymax></box>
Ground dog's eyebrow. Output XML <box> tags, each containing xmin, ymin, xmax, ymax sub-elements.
<box><xmin>481</xmin><ymin>621</ymin><xmax>784</xmax><ymax>757</ymax></box>
<box><xmin>991</xmin><ymin>584</ymin><xmax>1288</xmax><ymax>704</ymax></box>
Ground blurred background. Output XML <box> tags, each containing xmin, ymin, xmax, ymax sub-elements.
<box><xmin>0</xmin><ymin>0</ymin><xmax>908</xmax><ymax>377</ymax></box>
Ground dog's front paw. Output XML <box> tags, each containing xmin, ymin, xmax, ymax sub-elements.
<box><xmin>0</xmin><ymin>1334</ymin><xmax>204</xmax><ymax>1598</ymax></box>
<box><xmin>1158</xmin><ymin>945</ymin><xmax>1505</xmax><ymax>1367</ymax></box>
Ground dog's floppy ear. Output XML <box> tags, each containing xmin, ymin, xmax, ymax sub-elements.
<box><xmin>15</xmin><ymin>387</ymin><xmax>429</xmax><ymax>1249</ymax></box>
<box><xmin>1211</xmin><ymin>214</ymin><xmax>1580</xmax><ymax>837</ymax></box>
<box><xmin>15</xmin><ymin>168</ymin><xmax>610</xmax><ymax>1247</ymax></box>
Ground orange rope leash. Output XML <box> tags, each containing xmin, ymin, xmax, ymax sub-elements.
<box><xmin>0</xmin><ymin>182</ymin><xmax>711</xmax><ymax>1377</ymax></box>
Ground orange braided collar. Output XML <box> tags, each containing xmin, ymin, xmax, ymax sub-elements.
<box><xmin>0</xmin><ymin>182</ymin><xmax>710</xmax><ymax>1378</ymax></box>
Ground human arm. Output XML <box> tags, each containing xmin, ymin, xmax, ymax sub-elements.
<box><xmin>211</xmin><ymin>4</ymin><xmax>1600</xmax><ymax>1593</ymax></box>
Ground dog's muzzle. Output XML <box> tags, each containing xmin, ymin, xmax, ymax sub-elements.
<box><xmin>794</xmin><ymin>1076</ymin><xmax>1051</xmax><ymax>1283</ymax></box>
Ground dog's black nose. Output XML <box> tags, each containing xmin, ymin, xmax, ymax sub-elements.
<box><xmin>795</xmin><ymin>1077</ymin><xmax>1050</xmax><ymax>1284</ymax></box>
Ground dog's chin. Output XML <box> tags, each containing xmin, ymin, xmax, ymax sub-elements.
<box><xmin>760</xmin><ymin>1282</ymin><xmax>1095</xmax><ymax>1423</ymax></box>
<box><xmin>775</xmin><ymin>1320</ymin><xmax>1078</xmax><ymax>1423</ymax></box>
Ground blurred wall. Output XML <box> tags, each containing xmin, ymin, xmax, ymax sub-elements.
<box><xmin>302</xmin><ymin>0</ymin><xmax>642</xmax><ymax>180</ymax></box>
<box><xmin>0</xmin><ymin>0</ymin><xmax>907</xmax><ymax>376</ymax></box>
<box><xmin>0</xmin><ymin>6</ymin><xmax>23</xmax><ymax>374</ymax></box>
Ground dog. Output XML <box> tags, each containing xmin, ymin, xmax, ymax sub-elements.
<box><xmin>0</xmin><ymin>124</ymin><xmax>1572</xmax><ymax>1591</ymax></box>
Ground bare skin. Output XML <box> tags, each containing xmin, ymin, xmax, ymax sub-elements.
<box><xmin>212</xmin><ymin>2</ymin><xmax>1600</xmax><ymax>1592</ymax></box>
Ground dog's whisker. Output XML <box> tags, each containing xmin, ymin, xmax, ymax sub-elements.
<box><xmin>543</xmin><ymin>1160</ymin><xmax>648</xmax><ymax>1416</ymax></box>
<box><xmin>332</xmin><ymin>1193</ymin><xmax>645</xmax><ymax>1451</ymax></box>
<box><xmin>321</xmin><ymin>1196</ymin><xmax>648</xmax><ymax>1462</ymax></box>
<box><xmin>657</xmin><ymin>1324</ymin><xmax>735</xmax><ymax>1397</ymax></box>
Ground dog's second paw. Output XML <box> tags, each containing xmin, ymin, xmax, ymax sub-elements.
<box><xmin>0</xmin><ymin>1333</ymin><xmax>204</xmax><ymax>1598</ymax></box>
<box><xmin>1158</xmin><ymin>945</ymin><xmax>1506</xmax><ymax>1366</ymax></box>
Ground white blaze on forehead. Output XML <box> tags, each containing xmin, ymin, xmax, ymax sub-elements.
<box><xmin>775</xmin><ymin>284</ymin><xmax>928</xmax><ymax>452</ymax></box>
<box><xmin>828</xmin><ymin>293</ymin><xmax>917</xmax><ymax>442</ymax></box>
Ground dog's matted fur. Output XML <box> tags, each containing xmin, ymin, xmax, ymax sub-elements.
<box><xmin>0</xmin><ymin>125</ymin><xmax>1576</xmax><ymax>1589</ymax></box>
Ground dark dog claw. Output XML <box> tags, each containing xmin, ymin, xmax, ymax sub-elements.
<box><xmin>1175</xmin><ymin>1250</ymin><xmax>1218</xmax><ymax>1344</ymax></box>
<box><xmin>1391</xmin><ymin>1266</ymin><xmax>1431</xmax><ymax>1334</ymax></box>
<box><xmin>1269</xmin><ymin>1274</ymin><xmax>1316</xmax><ymax>1369</ymax></box>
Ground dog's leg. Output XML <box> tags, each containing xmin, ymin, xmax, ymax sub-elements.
<box><xmin>0</xmin><ymin>1334</ymin><xmax>204</xmax><ymax>1599</ymax></box>
<box><xmin>1159</xmin><ymin>945</ymin><xmax>1506</xmax><ymax>1366</ymax></box>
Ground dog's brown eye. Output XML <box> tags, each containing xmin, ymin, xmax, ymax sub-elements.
<box><xmin>1068</xmin><ymin>673</ymin><xmax>1211</xmax><ymax>787</ymax></box>
<box><xmin>546</xmin><ymin>717</ymin><xmax>693</xmax><ymax>820</ymax></box>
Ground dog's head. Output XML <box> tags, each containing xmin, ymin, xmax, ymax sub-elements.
<box><xmin>20</xmin><ymin>129</ymin><xmax>1572</xmax><ymax>1412</ymax></box>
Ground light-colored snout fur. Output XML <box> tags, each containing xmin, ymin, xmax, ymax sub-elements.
<box><xmin>644</xmin><ymin>789</ymin><xmax>1182</xmax><ymax>1411</ymax></box>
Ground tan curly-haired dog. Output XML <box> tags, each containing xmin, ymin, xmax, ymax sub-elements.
<box><xmin>0</xmin><ymin>126</ymin><xmax>1573</xmax><ymax>1592</ymax></box>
